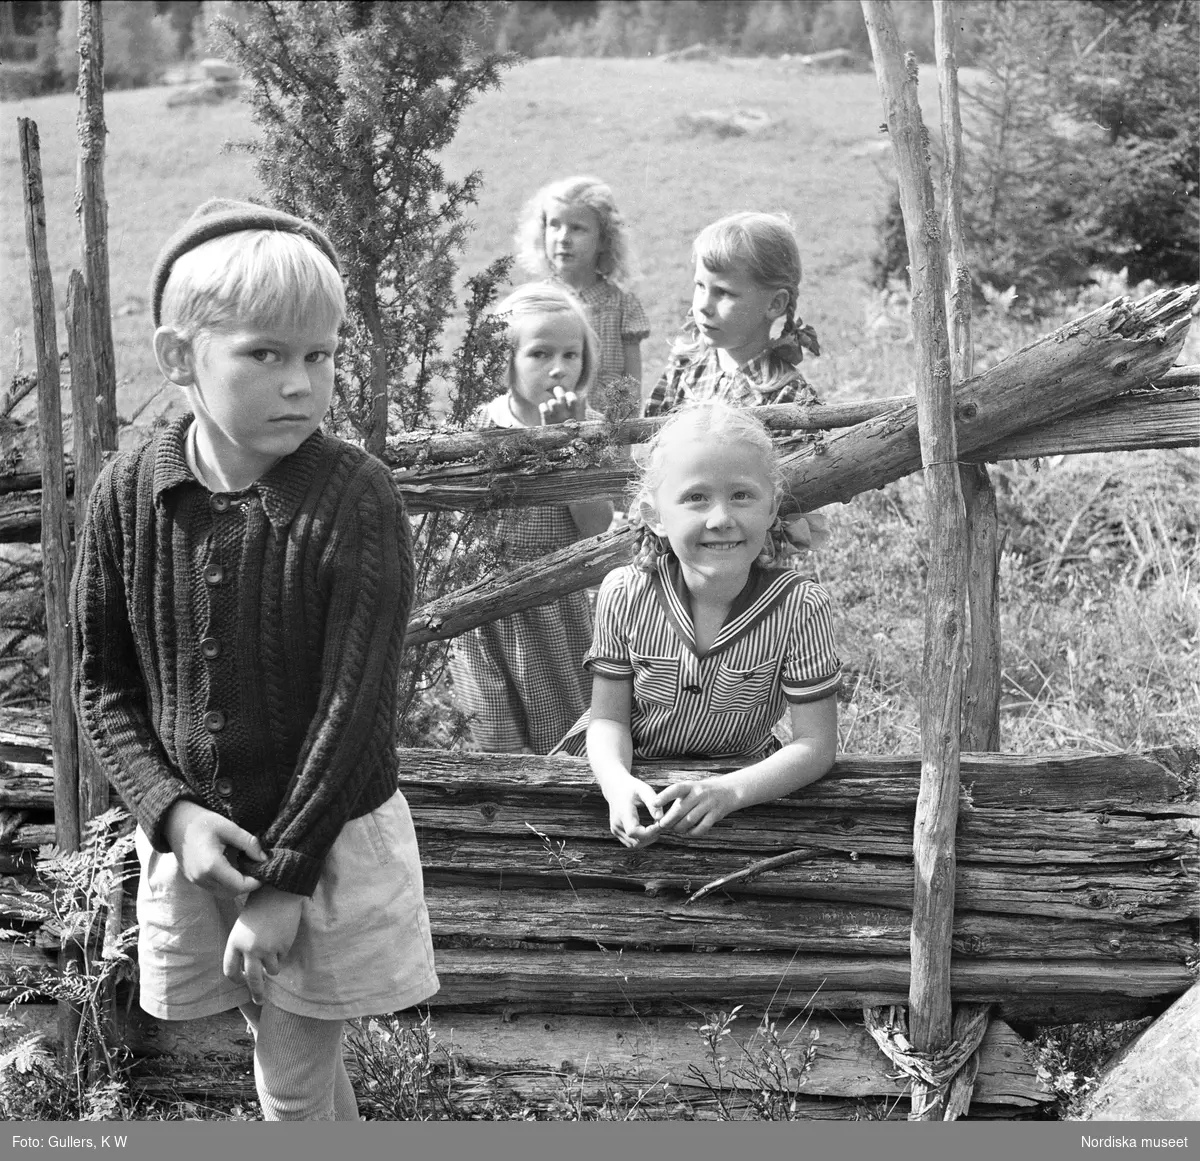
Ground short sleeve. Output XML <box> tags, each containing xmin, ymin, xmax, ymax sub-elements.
<box><xmin>620</xmin><ymin>291</ymin><xmax>650</xmax><ymax>342</ymax></box>
<box><xmin>782</xmin><ymin>582</ymin><xmax>842</xmax><ymax>704</ymax></box>
<box><xmin>583</xmin><ymin>569</ymin><xmax>633</xmax><ymax>679</ymax></box>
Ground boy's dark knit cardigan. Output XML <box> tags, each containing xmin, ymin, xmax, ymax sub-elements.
<box><xmin>70</xmin><ymin>416</ymin><xmax>414</xmax><ymax>897</ymax></box>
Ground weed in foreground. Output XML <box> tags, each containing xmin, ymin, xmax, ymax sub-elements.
<box><xmin>2</xmin><ymin>807</ymin><xmax>138</xmax><ymax>1119</ymax></box>
<box><xmin>688</xmin><ymin>1005</ymin><xmax>820</xmax><ymax>1121</ymax></box>
<box><xmin>1030</xmin><ymin>1019</ymin><xmax>1153</xmax><ymax>1120</ymax></box>
<box><xmin>345</xmin><ymin>1011</ymin><xmax>468</xmax><ymax>1121</ymax></box>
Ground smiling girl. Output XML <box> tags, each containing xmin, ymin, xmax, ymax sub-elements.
<box><xmin>645</xmin><ymin>211</ymin><xmax>822</xmax><ymax>416</ymax></box>
<box><xmin>448</xmin><ymin>283</ymin><xmax>614</xmax><ymax>754</ymax></box>
<box><xmin>553</xmin><ymin>402</ymin><xmax>841</xmax><ymax>848</ymax></box>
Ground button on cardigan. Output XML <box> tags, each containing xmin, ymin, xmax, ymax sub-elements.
<box><xmin>70</xmin><ymin>416</ymin><xmax>415</xmax><ymax>896</ymax></box>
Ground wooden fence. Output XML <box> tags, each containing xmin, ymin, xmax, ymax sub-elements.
<box><xmin>1</xmin><ymin>0</ymin><xmax>1197</xmax><ymax>1121</ymax></box>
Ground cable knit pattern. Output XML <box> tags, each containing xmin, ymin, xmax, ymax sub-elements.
<box><xmin>70</xmin><ymin>416</ymin><xmax>414</xmax><ymax>896</ymax></box>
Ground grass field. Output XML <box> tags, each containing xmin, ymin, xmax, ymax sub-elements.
<box><xmin>2</xmin><ymin>56</ymin><xmax>950</xmax><ymax>420</ymax></box>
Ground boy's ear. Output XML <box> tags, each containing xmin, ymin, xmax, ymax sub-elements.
<box><xmin>153</xmin><ymin>327</ymin><xmax>196</xmax><ymax>386</ymax></box>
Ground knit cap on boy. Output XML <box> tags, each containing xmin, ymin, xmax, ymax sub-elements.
<box><xmin>150</xmin><ymin>198</ymin><xmax>342</xmax><ymax>327</ymax></box>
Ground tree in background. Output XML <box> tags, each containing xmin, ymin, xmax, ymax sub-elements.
<box><xmin>1064</xmin><ymin>0</ymin><xmax>1199</xmax><ymax>285</ymax></box>
<box><xmin>490</xmin><ymin>0</ymin><xmax>937</xmax><ymax>62</ymax></box>
<box><xmin>873</xmin><ymin>0</ymin><xmax>1198</xmax><ymax>304</ymax></box>
<box><xmin>220</xmin><ymin>0</ymin><xmax>515</xmax><ymax>738</ymax></box>
<box><xmin>55</xmin><ymin>0</ymin><xmax>182</xmax><ymax>90</ymax></box>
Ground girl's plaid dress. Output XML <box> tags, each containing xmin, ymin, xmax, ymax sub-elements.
<box><xmin>448</xmin><ymin>397</ymin><xmax>598</xmax><ymax>754</ymax></box>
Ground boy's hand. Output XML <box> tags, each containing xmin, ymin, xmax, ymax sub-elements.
<box><xmin>223</xmin><ymin>887</ymin><xmax>304</xmax><ymax>1004</ymax></box>
<box><xmin>539</xmin><ymin>386</ymin><xmax>586</xmax><ymax>426</ymax></box>
<box><xmin>163</xmin><ymin>799</ymin><xmax>267</xmax><ymax>898</ymax></box>
<box><xmin>653</xmin><ymin>777</ymin><xmax>738</xmax><ymax>839</ymax></box>
<box><xmin>604</xmin><ymin>774</ymin><xmax>665</xmax><ymax>849</ymax></box>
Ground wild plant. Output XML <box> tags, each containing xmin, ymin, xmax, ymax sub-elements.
<box><xmin>1</xmin><ymin>806</ymin><xmax>137</xmax><ymax>1118</ymax></box>
<box><xmin>344</xmin><ymin>1010</ymin><xmax>465</xmax><ymax>1121</ymax></box>
<box><xmin>688</xmin><ymin>1005</ymin><xmax>819</xmax><ymax>1121</ymax></box>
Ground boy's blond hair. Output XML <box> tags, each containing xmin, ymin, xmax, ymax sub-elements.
<box><xmin>160</xmin><ymin>230</ymin><xmax>346</xmax><ymax>339</ymax></box>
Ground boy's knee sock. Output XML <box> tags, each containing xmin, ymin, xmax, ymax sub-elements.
<box><xmin>253</xmin><ymin>1003</ymin><xmax>357</xmax><ymax>1121</ymax></box>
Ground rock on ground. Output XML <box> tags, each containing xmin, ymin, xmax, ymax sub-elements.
<box><xmin>1080</xmin><ymin>981</ymin><xmax>1200</xmax><ymax>1120</ymax></box>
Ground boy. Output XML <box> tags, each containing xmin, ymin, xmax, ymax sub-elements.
<box><xmin>71</xmin><ymin>199</ymin><xmax>438</xmax><ymax>1120</ymax></box>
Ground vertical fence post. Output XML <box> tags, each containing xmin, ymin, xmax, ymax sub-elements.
<box><xmin>66</xmin><ymin>272</ymin><xmax>109</xmax><ymax>827</ymax></box>
<box><xmin>76</xmin><ymin>0</ymin><xmax>117</xmax><ymax>451</ymax></box>
<box><xmin>860</xmin><ymin>0</ymin><xmax>968</xmax><ymax>1119</ymax></box>
<box><xmin>20</xmin><ymin>116</ymin><xmax>85</xmax><ymax>1069</ymax></box>
<box><xmin>934</xmin><ymin>0</ymin><xmax>997</xmax><ymax>1119</ymax></box>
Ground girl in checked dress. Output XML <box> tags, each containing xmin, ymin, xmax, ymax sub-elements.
<box><xmin>448</xmin><ymin>283</ymin><xmax>613</xmax><ymax>754</ymax></box>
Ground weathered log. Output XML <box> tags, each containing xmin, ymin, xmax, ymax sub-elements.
<box><xmin>409</xmin><ymin>801</ymin><xmax>1199</xmax><ymax>870</ymax></box>
<box><xmin>424</xmin><ymin>949</ymin><xmax>1193</xmax><ymax>1024</ymax></box>
<box><xmin>2</xmin><ymin>868</ymin><xmax>1191</xmax><ymax>956</ymax></box>
<box><xmin>1</xmin><ymin>381</ymin><xmax>1195</xmax><ymax>531</ymax></box>
<box><xmin>405</xmin><ymin>287</ymin><xmax>1196</xmax><ymax>642</ymax></box>
<box><xmin>936</xmin><ymin>0</ymin><xmax>994</xmax><ymax>1118</ymax></box>
<box><xmin>21</xmin><ymin>118</ymin><xmax>81</xmax><ymax>867</ymax></box>
<box><xmin>412</xmin><ymin>838</ymin><xmax>1197</xmax><ymax>924</ymax></box>
<box><xmin>421</xmin><ymin>883</ymin><xmax>1194</xmax><ymax>961</ymax></box>
<box><xmin>66</xmin><ymin>271</ymin><xmax>109</xmax><ymax>826</ymax></box>
<box><xmin>0</xmin><ymin>942</ymin><xmax>1188</xmax><ymax>1025</ymax></box>
<box><xmin>1</xmin><ymin>1000</ymin><xmax>1046</xmax><ymax>1112</ymax></box>
<box><xmin>394</xmin><ymin>385</ymin><xmax>1199</xmax><ymax>512</ymax></box>
<box><xmin>863</xmin><ymin>0</ymin><xmax>966</xmax><ymax>1065</ymax></box>
<box><xmin>3</xmin><ymin>376</ymin><xmax>1196</xmax><ymax>500</ymax></box>
<box><xmin>392</xmin><ymin>747</ymin><xmax>1199</xmax><ymax>813</ymax></box>
<box><xmin>74</xmin><ymin>0</ymin><xmax>118</xmax><ymax>453</ymax></box>
<box><xmin>5</xmin><ymin>797</ymin><xmax>1195</xmax><ymax>889</ymax></box>
<box><xmin>3</xmin><ymin>738</ymin><xmax>1196</xmax><ymax>816</ymax></box>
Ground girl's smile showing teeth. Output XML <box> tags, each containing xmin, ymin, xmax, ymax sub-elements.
<box><xmin>646</xmin><ymin>436</ymin><xmax>779</xmax><ymax>590</ymax></box>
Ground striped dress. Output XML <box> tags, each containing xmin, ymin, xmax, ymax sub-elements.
<box><xmin>448</xmin><ymin>396</ymin><xmax>598</xmax><ymax>754</ymax></box>
<box><xmin>553</xmin><ymin>554</ymin><xmax>841</xmax><ymax>760</ymax></box>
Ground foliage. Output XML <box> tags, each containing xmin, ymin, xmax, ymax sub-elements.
<box><xmin>688</xmin><ymin>1005</ymin><xmax>820</xmax><ymax>1120</ymax></box>
<box><xmin>1031</xmin><ymin>1019</ymin><xmax>1152</xmax><ymax>1119</ymax></box>
<box><xmin>0</xmin><ymin>18</ymin><xmax>61</xmax><ymax>100</ymax></box>
<box><xmin>492</xmin><ymin>0</ymin><xmax>935</xmax><ymax>63</ymax></box>
<box><xmin>218</xmin><ymin>0</ymin><xmax>516</xmax><ymax>730</ymax></box>
<box><xmin>345</xmin><ymin>1011</ymin><xmax>466</xmax><ymax>1120</ymax></box>
<box><xmin>872</xmin><ymin>0</ymin><xmax>1200</xmax><ymax>302</ymax></box>
<box><xmin>1063</xmin><ymin>0</ymin><xmax>1200</xmax><ymax>284</ymax></box>
<box><xmin>56</xmin><ymin>1</ymin><xmax>183</xmax><ymax>92</ymax></box>
<box><xmin>1</xmin><ymin>807</ymin><xmax>138</xmax><ymax>1119</ymax></box>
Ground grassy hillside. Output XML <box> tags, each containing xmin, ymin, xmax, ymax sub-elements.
<box><xmin>2</xmin><ymin>56</ymin><xmax>933</xmax><ymax>420</ymax></box>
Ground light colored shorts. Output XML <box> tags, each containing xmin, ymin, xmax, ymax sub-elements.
<box><xmin>135</xmin><ymin>790</ymin><xmax>440</xmax><ymax>1022</ymax></box>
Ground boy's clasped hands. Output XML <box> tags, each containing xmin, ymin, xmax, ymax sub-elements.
<box><xmin>162</xmin><ymin>799</ymin><xmax>299</xmax><ymax>1003</ymax></box>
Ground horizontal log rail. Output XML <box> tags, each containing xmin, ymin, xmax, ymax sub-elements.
<box><xmin>3</xmin><ymin>735</ymin><xmax>1195</xmax><ymax>1021</ymax></box>
<box><xmin>4</xmin><ymin>366</ymin><xmax>1196</xmax><ymax>494</ymax></box>
<box><xmin>1</xmin><ymin>370</ymin><xmax>1196</xmax><ymax>535</ymax></box>
<box><xmin>405</xmin><ymin>290</ymin><xmax>1197</xmax><ymax>643</ymax></box>
<box><xmin>4</xmin><ymin>720</ymin><xmax>1194</xmax><ymax>812</ymax></box>
<box><xmin>2</xmin><ymin>1002</ymin><xmax>1050</xmax><ymax>1111</ymax></box>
